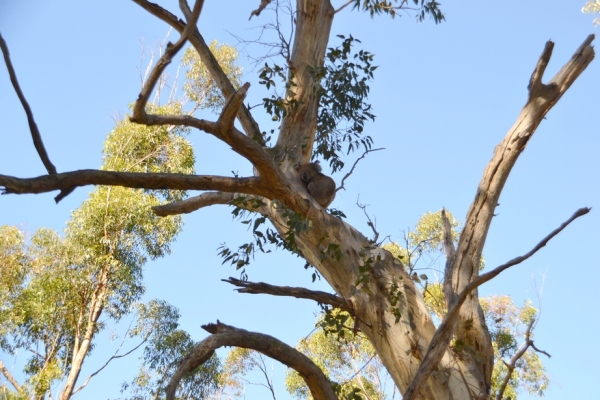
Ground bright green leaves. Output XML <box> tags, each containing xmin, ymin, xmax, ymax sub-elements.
<box><xmin>482</xmin><ymin>296</ymin><xmax>549</xmax><ymax>398</ymax></box>
<box><xmin>259</xmin><ymin>62</ymin><xmax>298</xmax><ymax>122</ymax></box>
<box><xmin>312</xmin><ymin>35</ymin><xmax>376</xmax><ymax>172</ymax></box>
<box><xmin>102</xmin><ymin>103</ymin><xmax>194</xmax><ymax>202</ymax></box>
<box><xmin>352</xmin><ymin>0</ymin><xmax>445</xmax><ymax>23</ymax></box>
<box><xmin>182</xmin><ymin>40</ymin><xmax>243</xmax><ymax>113</ymax></box>
<box><xmin>122</xmin><ymin>300</ymin><xmax>221</xmax><ymax>399</ymax></box>
<box><xmin>286</xmin><ymin>310</ymin><xmax>388</xmax><ymax>400</ymax></box>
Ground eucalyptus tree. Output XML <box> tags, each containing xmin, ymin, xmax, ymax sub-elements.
<box><xmin>0</xmin><ymin>41</ymin><xmax>240</xmax><ymax>400</ymax></box>
<box><xmin>0</xmin><ymin>1</ymin><xmax>595</xmax><ymax>399</ymax></box>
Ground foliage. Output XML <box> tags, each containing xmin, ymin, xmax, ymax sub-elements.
<box><xmin>312</xmin><ymin>35</ymin><xmax>376</xmax><ymax>172</ymax></box>
<box><xmin>482</xmin><ymin>296</ymin><xmax>549</xmax><ymax>398</ymax></box>
<box><xmin>0</xmin><ymin>103</ymin><xmax>194</xmax><ymax>398</ymax></box>
<box><xmin>382</xmin><ymin>210</ymin><xmax>546</xmax><ymax>398</ymax></box>
<box><xmin>285</xmin><ymin>310</ymin><xmax>397</xmax><ymax>400</ymax></box>
<box><xmin>353</xmin><ymin>0</ymin><xmax>445</xmax><ymax>23</ymax></box>
<box><xmin>120</xmin><ymin>301</ymin><xmax>221</xmax><ymax>400</ymax></box>
<box><xmin>208</xmin><ymin>348</ymin><xmax>277</xmax><ymax>399</ymax></box>
<box><xmin>182</xmin><ymin>40</ymin><xmax>243</xmax><ymax>113</ymax></box>
<box><xmin>582</xmin><ymin>0</ymin><xmax>600</xmax><ymax>26</ymax></box>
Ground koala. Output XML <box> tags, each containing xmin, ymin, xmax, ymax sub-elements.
<box><xmin>294</xmin><ymin>161</ymin><xmax>336</xmax><ymax>208</ymax></box>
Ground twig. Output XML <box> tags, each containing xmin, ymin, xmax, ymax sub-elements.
<box><xmin>334</xmin><ymin>0</ymin><xmax>354</xmax><ymax>14</ymax></box>
<box><xmin>72</xmin><ymin>333</ymin><xmax>149</xmax><ymax>395</ymax></box>
<box><xmin>356</xmin><ymin>198</ymin><xmax>379</xmax><ymax>244</ymax></box>
<box><xmin>337</xmin><ymin>148</ymin><xmax>384</xmax><ymax>192</ymax></box>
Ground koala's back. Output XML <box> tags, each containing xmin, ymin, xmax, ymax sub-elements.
<box><xmin>295</xmin><ymin>161</ymin><xmax>336</xmax><ymax>208</ymax></box>
<box><xmin>306</xmin><ymin>174</ymin><xmax>336</xmax><ymax>208</ymax></box>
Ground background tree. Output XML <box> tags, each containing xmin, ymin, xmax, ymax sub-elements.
<box><xmin>0</xmin><ymin>0</ymin><xmax>596</xmax><ymax>400</ymax></box>
<box><xmin>583</xmin><ymin>0</ymin><xmax>600</xmax><ymax>25</ymax></box>
<box><xmin>0</xmin><ymin>40</ymin><xmax>241</xmax><ymax>399</ymax></box>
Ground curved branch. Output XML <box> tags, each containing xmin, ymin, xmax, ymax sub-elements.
<box><xmin>166</xmin><ymin>321</ymin><xmax>337</xmax><ymax>400</ymax></box>
<box><xmin>222</xmin><ymin>277</ymin><xmax>353</xmax><ymax>312</ymax></box>
<box><xmin>132</xmin><ymin>0</ymin><xmax>264</xmax><ymax>144</ymax></box>
<box><xmin>131</xmin><ymin>0</ymin><xmax>202</xmax><ymax>120</ymax></box>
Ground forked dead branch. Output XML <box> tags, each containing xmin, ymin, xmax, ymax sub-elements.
<box><xmin>0</xmin><ymin>0</ymin><xmax>595</xmax><ymax>399</ymax></box>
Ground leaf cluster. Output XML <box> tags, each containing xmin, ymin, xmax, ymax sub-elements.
<box><xmin>312</xmin><ymin>35</ymin><xmax>376</xmax><ymax>172</ymax></box>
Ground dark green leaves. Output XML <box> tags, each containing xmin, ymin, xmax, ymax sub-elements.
<box><xmin>312</xmin><ymin>35</ymin><xmax>376</xmax><ymax>172</ymax></box>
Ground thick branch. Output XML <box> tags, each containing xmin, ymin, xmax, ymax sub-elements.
<box><xmin>444</xmin><ymin>34</ymin><xmax>594</xmax><ymax>394</ymax></box>
<box><xmin>404</xmin><ymin>207</ymin><xmax>589</xmax><ymax>400</ymax></box>
<box><xmin>222</xmin><ymin>277</ymin><xmax>353</xmax><ymax>312</ymax></box>
<box><xmin>0</xmin><ymin>360</ymin><xmax>22</xmax><ymax>394</ymax></box>
<box><xmin>0</xmin><ymin>170</ymin><xmax>264</xmax><ymax>197</ymax></box>
<box><xmin>166</xmin><ymin>321</ymin><xmax>337</xmax><ymax>400</ymax></box>
<box><xmin>132</xmin><ymin>0</ymin><xmax>264</xmax><ymax>144</ymax></box>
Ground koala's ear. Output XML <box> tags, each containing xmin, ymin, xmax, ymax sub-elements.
<box><xmin>294</xmin><ymin>162</ymin><xmax>301</xmax><ymax>171</ymax></box>
<box><xmin>313</xmin><ymin>160</ymin><xmax>322</xmax><ymax>172</ymax></box>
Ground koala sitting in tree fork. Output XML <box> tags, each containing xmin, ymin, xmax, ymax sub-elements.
<box><xmin>294</xmin><ymin>161</ymin><xmax>336</xmax><ymax>208</ymax></box>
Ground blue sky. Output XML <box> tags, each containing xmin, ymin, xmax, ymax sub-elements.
<box><xmin>1</xmin><ymin>1</ymin><xmax>599</xmax><ymax>399</ymax></box>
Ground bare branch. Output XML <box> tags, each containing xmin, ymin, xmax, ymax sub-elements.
<box><xmin>0</xmin><ymin>34</ymin><xmax>56</xmax><ymax>175</ymax></box>
<box><xmin>0</xmin><ymin>170</ymin><xmax>264</xmax><ymax>197</ymax></box>
<box><xmin>250</xmin><ymin>0</ymin><xmax>273</xmax><ymax>19</ymax></box>
<box><xmin>496</xmin><ymin>319</ymin><xmax>535</xmax><ymax>400</ymax></box>
<box><xmin>218</xmin><ymin>82</ymin><xmax>249</xmax><ymax>133</ymax></box>
<box><xmin>443</xmin><ymin>35</ymin><xmax>595</xmax><ymax>394</ymax></box>
<box><xmin>357</xmin><ymin>199</ymin><xmax>379</xmax><ymax>244</ymax></box>
<box><xmin>0</xmin><ymin>34</ymin><xmax>76</xmax><ymax>202</ymax></box>
<box><xmin>403</xmin><ymin>207</ymin><xmax>589</xmax><ymax>400</ymax></box>
<box><xmin>334</xmin><ymin>0</ymin><xmax>354</xmax><ymax>14</ymax></box>
<box><xmin>152</xmin><ymin>191</ymin><xmax>237</xmax><ymax>216</ymax></box>
<box><xmin>132</xmin><ymin>0</ymin><xmax>264</xmax><ymax>144</ymax></box>
<box><xmin>222</xmin><ymin>277</ymin><xmax>353</xmax><ymax>312</ymax></box>
<box><xmin>166</xmin><ymin>321</ymin><xmax>337</xmax><ymax>400</ymax></box>
<box><xmin>72</xmin><ymin>336</ymin><xmax>149</xmax><ymax>395</ymax></box>
<box><xmin>337</xmin><ymin>148</ymin><xmax>384</xmax><ymax>192</ymax></box>
<box><xmin>132</xmin><ymin>0</ymin><xmax>202</xmax><ymax>121</ymax></box>
<box><xmin>0</xmin><ymin>360</ymin><xmax>22</xmax><ymax>394</ymax></box>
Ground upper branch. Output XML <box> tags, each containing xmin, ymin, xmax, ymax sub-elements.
<box><xmin>131</xmin><ymin>0</ymin><xmax>202</xmax><ymax>119</ymax></box>
<box><xmin>132</xmin><ymin>0</ymin><xmax>264</xmax><ymax>144</ymax></box>
<box><xmin>166</xmin><ymin>321</ymin><xmax>337</xmax><ymax>400</ymax></box>
<box><xmin>0</xmin><ymin>34</ymin><xmax>56</xmax><ymax>176</ymax></box>
<box><xmin>223</xmin><ymin>277</ymin><xmax>353</xmax><ymax>312</ymax></box>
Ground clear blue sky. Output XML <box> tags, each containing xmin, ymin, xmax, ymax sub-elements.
<box><xmin>1</xmin><ymin>1</ymin><xmax>598</xmax><ymax>399</ymax></box>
